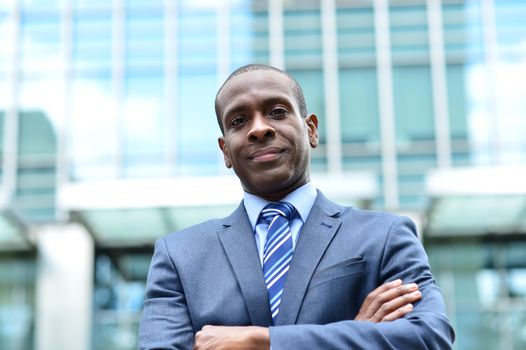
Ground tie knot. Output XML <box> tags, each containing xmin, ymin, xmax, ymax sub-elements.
<box><xmin>261</xmin><ymin>202</ymin><xmax>295</xmax><ymax>223</ymax></box>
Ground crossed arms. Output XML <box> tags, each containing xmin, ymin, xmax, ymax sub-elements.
<box><xmin>194</xmin><ymin>279</ymin><xmax>422</xmax><ymax>350</ymax></box>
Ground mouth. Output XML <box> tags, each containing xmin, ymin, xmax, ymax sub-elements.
<box><xmin>248</xmin><ymin>147</ymin><xmax>285</xmax><ymax>162</ymax></box>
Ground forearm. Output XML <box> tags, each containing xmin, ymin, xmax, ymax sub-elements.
<box><xmin>270</xmin><ymin>310</ymin><xmax>454</xmax><ymax>350</ymax></box>
<box><xmin>194</xmin><ymin>291</ymin><xmax>453</xmax><ymax>350</ymax></box>
<box><xmin>224</xmin><ymin>262</ymin><xmax>450</xmax><ymax>349</ymax></box>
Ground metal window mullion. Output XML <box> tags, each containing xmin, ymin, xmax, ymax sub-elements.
<box><xmin>481</xmin><ymin>0</ymin><xmax>501</xmax><ymax>164</ymax></box>
<box><xmin>56</xmin><ymin>0</ymin><xmax>73</xmax><ymax>221</ymax></box>
<box><xmin>3</xmin><ymin>0</ymin><xmax>21</xmax><ymax>204</ymax></box>
<box><xmin>164</xmin><ymin>0</ymin><xmax>178</xmax><ymax>175</ymax></box>
<box><xmin>269</xmin><ymin>0</ymin><xmax>284</xmax><ymax>68</ymax></box>
<box><xmin>373</xmin><ymin>0</ymin><xmax>398</xmax><ymax>210</ymax></box>
<box><xmin>321</xmin><ymin>0</ymin><xmax>342</xmax><ymax>174</ymax></box>
<box><xmin>217</xmin><ymin>1</ymin><xmax>230</xmax><ymax>84</ymax></box>
<box><xmin>112</xmin><ymin>0</ymin><xmax>126</xmax><ymax>178</ymax></box>
<box><xmin>427</xmin><ymin>0</ymin><xmax>452</xmax><ymax>169</ymax></box>
<box><xmin>216</xmin><ymin>1</ymin><xmax>232</xmax><ymax>175</ymax></box>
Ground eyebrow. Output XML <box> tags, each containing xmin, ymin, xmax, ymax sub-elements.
<box><xmin>223</xmin><ymin>95</ymin><xmax>295</xmax><ymax>118</ymax></box>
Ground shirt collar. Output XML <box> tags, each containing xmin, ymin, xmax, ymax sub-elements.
<box><xmin>243</xmin><ymin>181</ymin><xmax>317</xmax><ymax>230</ymax></box>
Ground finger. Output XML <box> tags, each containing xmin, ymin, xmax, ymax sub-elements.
<box><xmin>371</xmin><ymin>290</ymin><xmax>422</xmax><ymax>322</ymax></box>
<box><xmin>381</xmin><ymin>303</ymin><xmax>414</xmax><ymax>322</ymax></box>
<box><xmin>376</xmin><ymin>282</ymin><xmax>419</xmax><ymax>306</ymax></box>
<box><xmin>367</xmin><ymin>279</ymin><xmax>403</xmax><ymax>300</ymax></box>
<box><xmin>360</xmin><ymin>279</ymin><xmax>403</xmax><ymax>317</ymax></box>
<box><xmin>366</xmin><ymin>283</ymin><xmax>417</xmax><ymax>318</ymax></box>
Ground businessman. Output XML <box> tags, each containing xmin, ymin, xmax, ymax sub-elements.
<box><xmin>139</xmin><ymin>64</ymin><xmax>455</xmax><ymax>349</ymax></box>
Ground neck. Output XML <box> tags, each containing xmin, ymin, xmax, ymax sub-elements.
<box><xmin>250</xmin><ymin>177</ymin><xmax>310</xmax><ymax>202</ymax></box>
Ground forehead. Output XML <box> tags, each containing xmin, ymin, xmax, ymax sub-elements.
<box><xmin>217</xmin><ymin>70</ymin><xmax>297</xmax><ymax>114</ymax></box>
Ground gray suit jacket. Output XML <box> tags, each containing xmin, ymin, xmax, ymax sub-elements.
<box><xmin>139</xmin><ymin>191</ymin><xmax>454</xmax><ymax>349</ymax></box>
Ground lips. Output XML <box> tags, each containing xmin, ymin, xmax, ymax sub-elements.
<box><xmin>248</xmin><ymin>147</ymin><xmax>284</xmax><ymax>162</ymax></box>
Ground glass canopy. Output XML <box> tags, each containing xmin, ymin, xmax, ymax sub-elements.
<box><xmin>425</xmin><ymin>166</ymin><xmax>526</xmax><ymax>237</ymax></box>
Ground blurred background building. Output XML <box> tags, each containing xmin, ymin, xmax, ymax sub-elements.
<box><xmin>0</xmin><ymin>0</ymin><xmax>525</xmax><ymax>349</ymax></box>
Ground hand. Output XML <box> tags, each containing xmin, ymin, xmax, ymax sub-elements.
<box><xmin>193</xmin><ymin>325</ymin><xmax>270</xmax><ymax>350</ymax></box>
<box><xmin>354</xmin><ymin>279</ymin><xmax>421</xmax><ymax>322</ymax></box>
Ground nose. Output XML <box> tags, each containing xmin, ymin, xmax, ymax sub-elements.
<box><xmin>247</xmin><ymin>114</ymin><xmax>275</xmax><ymax>142</ymax></box>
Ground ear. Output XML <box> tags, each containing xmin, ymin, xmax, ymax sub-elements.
<box><xmin>218</xmin><ymin>137</ymin><xmax>232</xmax><ymax>168</ymax></box>
<box><xmin>305</xmin><ymin>114</ymin><xmax>319</xmax><ymax>148</ymax></box>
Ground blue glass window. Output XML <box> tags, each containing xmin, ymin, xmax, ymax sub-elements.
<box><xmin>174</xmin><ymin>3</ymin><xmax>220</xmax><ymax>175</ymax></box>
<box><xmin>230</xmin><ymin>4</ymin><xmax>270</xmax><ymax>68</ymax></box>
<box><xmin>339</xmin><ymin>68</ymin><xmax>380</xmax><ymax>144</ymax></box>
<box><xmin>177</xmin><ymin>5</ymin><xmax>217</xmax><ymax>72</ymax></box>
<box><xmin>393</xmin><ymin>65</ymin><xmax>434</xmax><ymax>143</ymax></box>
<box><xmin>0</xmin><ymin>12</ymin><xmax>9</xmax><ymax>70</ymax></box>
<box><xmin>337</xmin><ymin>5</ymin><xmax>376</xmax><ymax>66</ymax></box>
<box><xmin>70</xmin><ymin>74</ymin><xmax>118</xmax><ymax>180</ymax></box>
<box><xmin>176</xmin><ymin>72</ymin><xmax>221</xmax><ymax>176</ymax></box>
<box><xmin>126</xmin><ymin>8</ymin><xmax>164</xmax><ymax>70</ymax></box>
<box><xmin>284</xmin><ymin>2</ymin><xmax>322</xmax><ymax>67</ymax></box>
<box><xmin>73</xmin><ymin>12</ymin><xmax>112</xmax><ymax>73</ymax></box>
<box><xmin>0</xmin><ymin>256</ymin><xmax>35</xmax><ymax>350</ymax></box>
<box><xmin>20</xmin><ymin>11</ymin><xmax>60</xmax><ymax>74</ymax></box>
<box><xmin>389</xmin><ymin>3</ymin><xmax>429</xmax><ymax>64</ymax></box>
<box><xmin>123</xmin><ymin>74</ymin><xmax>167</xmax><ymax>177</ymax></box>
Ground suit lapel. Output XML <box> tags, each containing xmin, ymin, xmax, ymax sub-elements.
<box><xmin>216</xmin><ymin>203</ymin><xmax>273</xmax><ymax>327</ymax></box>
<box><xmin>276</xmin><ymin>192</ymin><xmax>342</xmax><ymax>326</ymax></box>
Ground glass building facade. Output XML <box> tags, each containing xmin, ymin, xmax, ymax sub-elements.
<box><xmin>1</xmin><ymin>0</ymin><xmax>526</xmax><ymax>349</ymax></box>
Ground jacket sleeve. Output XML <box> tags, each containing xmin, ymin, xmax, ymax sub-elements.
<box><xmin>138</xmin><ymin>237</ymin><xmax>194</xmax><ymax>350</ymax></box>
<box><xmin>269</xmin><ymin>216</ymin><xmax>455</xmax><ymax>350</ymax></box>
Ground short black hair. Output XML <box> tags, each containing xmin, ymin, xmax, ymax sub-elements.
<box><xmin>214</xmin><ymin>64</ymin><xmax>308</xmax><ymax>134</ymax></box>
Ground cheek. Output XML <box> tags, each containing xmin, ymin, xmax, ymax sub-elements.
<box><xmin>290</xmin><ymin>140</ymin><xmax>310</xmax><ymax>169</ymax></box>
<box><xmin>224</xmin><ymin>142</ymin><xmax>242</xmax><ymax>166</ymax></box>
<box><xmin>297</xmin><ymin>131</ymin><xmax>312</xmax><ymax>153</ymax></box>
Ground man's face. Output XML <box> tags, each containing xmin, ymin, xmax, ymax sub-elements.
<box><xmin>217</xmin><ymin>70</ymin><xmax>319</xmax><ymax>201</ymax></box>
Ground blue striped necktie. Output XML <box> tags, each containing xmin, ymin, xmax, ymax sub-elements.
<box><xmin>260</xmin><ymin>202</ymin><xmax>296</xmax><ymax>323</ymax></box>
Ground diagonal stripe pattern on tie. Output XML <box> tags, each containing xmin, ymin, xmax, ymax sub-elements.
<box><xmin>261</xmin><ymin>202</ymin><xmax>296</xmax><ymax>323</ymax></box>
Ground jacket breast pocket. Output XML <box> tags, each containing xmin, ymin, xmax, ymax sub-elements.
<box><xmin>308</xmin><ymin>257</ymin><xmax>366</xmax><ymax>290</ymax></box>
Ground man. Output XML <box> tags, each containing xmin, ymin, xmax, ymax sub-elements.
<box><xmin>139</xmin><ymin>64</ymin><xmax>455</xmax><ymax>349</ymax></box>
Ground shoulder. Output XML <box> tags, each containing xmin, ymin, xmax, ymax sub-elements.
<box><xmin>316</xmin><ymin>191</ymin><xmax>406</xmax><ymax>227</ymax></box>
<box><xmin>316</xmin><ymin>192</ymin><xmax>417</xmax><ymax>237</ymax></box>
<box><xmin>161</xmin><ymin>217</ymin><xmax>225</xmax><ymax>247</ymax></box>
<box><xmin>152</xmin><ymin>217</ymin><xmax>228</xmax><ymax>266</ymax></box>
<box><xmin>345</xmin><ymin>207</ymin><xmax>412</xmax><ymax>228</ymax></box>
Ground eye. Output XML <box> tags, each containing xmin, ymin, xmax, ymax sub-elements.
<box><xmin>230</xmin><ymin>116</ymin><xmax>246</xmax><ymax>127</ymax></box>
<box><xmin>269</xmin><ymin>107</ymin><xmax>287</xmax><ymax>118</ymax></box>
